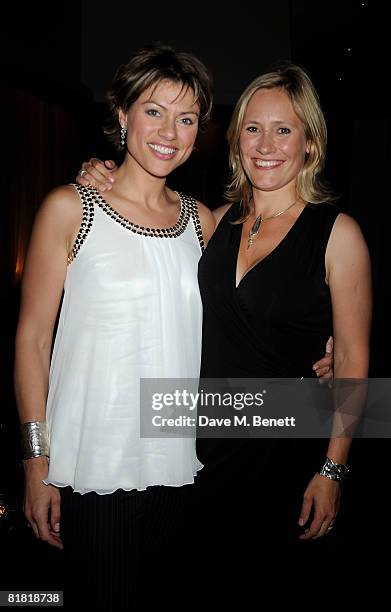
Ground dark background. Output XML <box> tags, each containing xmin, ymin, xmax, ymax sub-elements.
<box><xmin>1</xmin><ymin>0</ymin><xmax>389</xmax><ymax>597</ymax></box>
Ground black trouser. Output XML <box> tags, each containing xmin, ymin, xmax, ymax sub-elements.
<box><xmin>60</xmin><ymin>485</ymin><xmax>187</xmax><ymax>610</ymax></box>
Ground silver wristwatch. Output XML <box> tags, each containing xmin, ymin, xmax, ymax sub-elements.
<box><xmin>319</xmin><ymin>457</ymin><xmax>350</xmax><ymax>482</ymax></box>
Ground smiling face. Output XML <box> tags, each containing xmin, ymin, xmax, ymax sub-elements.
<box><xmin>119</xmin><ymin>79</ymin><xmax>200</xmax><ymax>179</ymax></box>
<box><xmin>239</xmin><ymin>87</ymin><xmax>309</xmax><ymax>195</ymax></box>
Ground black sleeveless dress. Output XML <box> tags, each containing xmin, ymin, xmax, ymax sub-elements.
<box><xmin>199</xmin><ymin>201</ymin><xmax>339</xmax><ymax>379</ymax></box>
<box><xmin>194</xmin><ymin>202</ymin><xmax>340</xmax><ymax>554</ymax></box>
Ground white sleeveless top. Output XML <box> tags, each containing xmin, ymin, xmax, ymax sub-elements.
<box><xmin>44</xmin><ymin>184</ymin><xmax>204</xmax><ymax>495</ymax></box>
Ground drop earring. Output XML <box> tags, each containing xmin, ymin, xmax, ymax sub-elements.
<box><xmin>120</xmin><ymin>126</ymin><xmax>127</xmax><ymax>148</ymax></box>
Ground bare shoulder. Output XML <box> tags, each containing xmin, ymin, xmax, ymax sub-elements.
<box><xmin>36</xmin><ymin>185</ymin><xmax>83</xmax><ymax>238</ymax></box>
<box><xmin>196</xmin><ymin>200</ymin><xmax>216</xmax><ymax>246</ymax></box>
<box><xmin>328</xmin><ymin>212</ymin><xmax>368</xmax><ymax>251</ymax></box>
<box><xmin>326</xmin><ymin>212</ymin><xmax>370</xmax><ymax>277</ymax></box>
<box><xmin>28</xmin><ymin>185</ymin><xmax>84</xmax><ymax>257</ymax></box>
<box><xmin>39</xmin><ymin>185</ymin><xmax>82</xmax><ymax>219</ymax></box>
<box><xmin>196</xmin><ymin>200</ymin><xmax>215</xmax><ymax>224</ymax></box>
<box><xmin>212</xmin><ymin>203</ymin><xmax>232</xmax><ymax>227</ymax></box>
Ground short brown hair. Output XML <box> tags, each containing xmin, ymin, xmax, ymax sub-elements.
<box><xmin>105</xmin><ymin>42</ymin><xmax>213</xmax><ymax>151</ymax></box>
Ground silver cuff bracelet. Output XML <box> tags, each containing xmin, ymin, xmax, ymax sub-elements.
<box><xmin>20</xmin><ymin>421</ymin><xmax>50</xmax><ymax>460</ymax></box>
<box><xmin>319</xmin><ymin>457</ymin><xmax>350</xmax><ymax>482</ymax></box>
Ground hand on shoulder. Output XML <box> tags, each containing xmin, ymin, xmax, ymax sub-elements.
<box><xmin>76</xmin><ymin>158</ymin><xmax>117</xmax><ymax>192</ymax></box>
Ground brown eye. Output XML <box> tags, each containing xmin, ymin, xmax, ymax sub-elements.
<box><xmin>179</xmin><ymin>117</ymin><xmax>194</xmax><ymax>126</ymax></box>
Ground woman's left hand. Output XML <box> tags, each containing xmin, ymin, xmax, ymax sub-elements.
<box><xmin>298</xmin><ymin>473</ymin><xmax>341</xmax><ymax>539</ymax></box>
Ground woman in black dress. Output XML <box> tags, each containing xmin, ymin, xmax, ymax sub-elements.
<box><xmin>195</xmin><ymin>64</ymin><xmax>371</xmax><ymax>579</ymax></box>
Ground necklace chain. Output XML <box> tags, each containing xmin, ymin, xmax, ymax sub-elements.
<box><xmin>247</xmin><ymin>200</ymin><xmax>297</xmax><ymax>249</ymax></box>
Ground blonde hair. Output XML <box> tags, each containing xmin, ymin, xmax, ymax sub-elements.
<box><xmin>105</xmin><ymin>42</ymin><xmax>213</xmax><ymax>151</ymax></box>
<box><xmin>226</xmin><ymin>63</ymin><xmax>334</xmax><ymax>220</ymax></box>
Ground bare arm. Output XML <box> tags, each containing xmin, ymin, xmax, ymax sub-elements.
<box><xmin>326</xmin><ymin>213</ymin><xmax>371</xmax><ymax>458</ymax></box>
<box><xmin>299</xmin><ymin>213</ymin><xmax>371</xmax><ymax>539</ymax></box>
<box><xmin>14</xmin><ymin>185</ymin><xmax>82</xmax><ymax>549</ymax></box>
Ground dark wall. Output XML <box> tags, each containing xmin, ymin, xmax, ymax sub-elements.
<box><xmin>291</xmin><ymin>0</ymin><xmax>390</xmax><ymax>376</ymax></box>
<box><xmin>1</xmin><ymin>3</ymin><xmax>84</xmax><ymax>105</ymax></box>
<box><xmin>80</xmin><ymin>1</ymin><xmax>291</xmax><ymax>105</ymax></box>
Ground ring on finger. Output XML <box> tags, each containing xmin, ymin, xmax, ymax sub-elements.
<box><xmin>79</xmin><ymin>169</ymin><xmax>87</xmax><ymax>178</ymax></box>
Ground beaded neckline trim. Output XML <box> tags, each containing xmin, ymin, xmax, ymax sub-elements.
<box><xmin>68</xmin><ymin>184</ymin><xmax>204</xmax><ymax>264</ymax></box>
<box><xmin>95</xmin><ymin>189</ymin><xmax>189</xmax><ymax>238</ymax></box>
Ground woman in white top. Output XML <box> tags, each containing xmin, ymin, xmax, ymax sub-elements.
<box><xmin>14</xmin><ymin>43</ymin><xmax>215</xmax><ymax>608</ymax></box>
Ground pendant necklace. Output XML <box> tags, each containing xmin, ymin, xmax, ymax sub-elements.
<box><xmin>247</xmin><ymin>199</ymin><xmax>297</xmax><ymax>249</ymax></box>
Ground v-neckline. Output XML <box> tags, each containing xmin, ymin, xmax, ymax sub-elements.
<box><xmin>235</xmin><ymin>204</ymin><xmax>308</xmax><ymax>289</ymax></box>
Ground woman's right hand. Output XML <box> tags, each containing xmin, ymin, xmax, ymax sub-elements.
<box><xmin>76</xmin><ymin>158</ymin><xmax>118</xmax><ymax>192</ymax></box>
<box><xmin>23</xmin><ymin>457</ymin><xmax>64</xmax><ymax>550</ymax></box>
